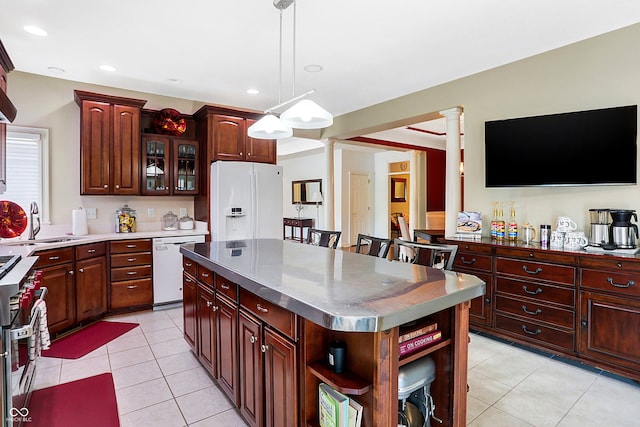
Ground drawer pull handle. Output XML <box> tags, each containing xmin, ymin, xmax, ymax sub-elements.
<box><xmin>126</xmin><ymin>244</ymin><xmax>137</xmax><ymax>248</ymax></box>
<box><xmin>460</xmin><ymin>257</ymin><xmax>476</xmax><ymax>265</ymax></box>
<box><xmin>127</xmin><ymin>285</ymin><xmax>138</xmax><ymax>290</ymax></box>
<box><xmin>127</xmin><ymin>258</ymin><xmax>136</xmax><ymax>262</ymax></box>
<box><xmin>185</xmin><ymin>278</ymin><xmax>192</xmax><ymax>283</ymax></box>
<box><xmin>250</xmin><ymin>335</ymin><xmax>257</xmax><ymax>344</ymax></box>
<box><xmin>261</xmin><ymin>344</ymin><xmax>269</xmax><ymax>353</ymax></box>
<box><xmin>522</xmin><ymin>266</ymin><xmax>542</xmax><ymax>275</ymax></box>
<box><xmin>87</xmin><ymin>249</ymin><xmax>96</xmax><ymax>253</ymax></box>
<box><xmin>521</xmin><ymin>325</ymin><xmax>541</xmax><ymax>336</ymax></box>
<box><xmin>521</xmin><ymin>305</ymin><xmax>542</xmax><ymax>316</ymax></box>
<box><xmin>49</xmin><ymin>256</ymin><xmax>60</xmax><ymax>260</ymax></box>
<box><xmin>522</xmin><ymin>285</ymin><xmax>542</xmax><ymax>295</ymax></box>
<box><xmin>606</xmin><ymin>277</ymin><xmax>635</xmax><ymax>288</ymax></box>
<box><xmin>127</xmin><ymin>271</ymin><xmax>137</xmax><ymax>276</ymax></box>
<box><xmin>201</xmin><ymin>273</ymin><xmax>210</xmax><ymax>278</ymax></box>
<box><xmin>78</xmin><ymin>268</ymin><xmax>84</xmax><ymax>273</ymax></box>
<box><xmin>220</xmin><ymin>283</ymin><xmax>230</xmax><ymax>290</ymax></box>
<box><xmin>206</xmin><ymin>301</ymin><xmax>212</xmax><ymax>307</ymax></box>
<box><xmin>212</xmin><ymin>305</ymin><xmax>218</xmax><ymax>312</ymax></box>
<box><xmin>256</xmin><ymin>304</ymin><xmax>269</xmax><ymax>313</ymax></box>
<box><xmin>185</xmin><ymin>262</ymin><xmax>193</xmax><ymax>267</ymax></box>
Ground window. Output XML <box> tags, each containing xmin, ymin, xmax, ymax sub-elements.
<box><xmin>5</xmin><ymin>126</ymin><xmax>50</xmax><ymax>224</ymax></box>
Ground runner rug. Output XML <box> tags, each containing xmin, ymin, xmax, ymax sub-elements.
<box><xmin>43</xmin><ymin>321</ymin><xmax>139</xmax><ymax>359</ymax></box>
<box><xmin>28</xmin><ymin>373</ymin><xmax>120</xmax><ymax>427</ymax></box>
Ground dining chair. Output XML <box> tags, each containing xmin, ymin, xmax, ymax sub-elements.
<box><xmin>355</xmin><ymin>234</ymin><xmax>393</xmax><ymax>258</ymax></box>
<box><xmin>393</xmin><ymin>239</ymin><xmax>458</xmax><ymax>270</ymax></box>
<box><xmin>397</xmin><ymin>216</ymin><xmax>412</xmax><ymax>241</ymax></box>
<box><xmin>306</xmin><ymin>229</ymin><xmax>342</xmax><ymax>249</ymax></box>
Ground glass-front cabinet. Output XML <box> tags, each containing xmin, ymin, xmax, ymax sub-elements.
<box><xmin>142</xmin><ymin>135</ymin><xmax>199</xmax><ymax>196</ymax></box>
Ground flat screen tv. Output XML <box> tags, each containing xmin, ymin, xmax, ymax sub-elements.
<box><xmin>485</xmin><ymin>105</ymin><xmax>637</xmax><ymax>187</ymax></box>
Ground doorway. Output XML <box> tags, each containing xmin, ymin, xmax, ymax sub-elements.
<box><xmin>349</xmin><ymin>172</ymin><xmax>371</xmax><ymax>245</ymax></box>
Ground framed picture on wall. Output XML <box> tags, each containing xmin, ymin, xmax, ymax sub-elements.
<box><xmin>391</xmin><ymin>177</ymin><xmax>406</xmax><ymax>202</ymax></box>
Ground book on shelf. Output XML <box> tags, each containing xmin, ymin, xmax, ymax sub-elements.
<box><xmin>399</xmin><ymin>330</ymin><xmax>442</xmax><ymax>356</ymax></box>
<box><xmin>348</xmin><ymin>397</ymin><xmax>363</xmax><ymax>427</ymax></box>
<box><xmin>398</xmin><ymin>321</ymin><xmax>438</xmax><ymax>343</ymax></box>
<box><xmin>319</xmin><ymin>383</ymin><xmax>349</xmax><ymax>427</ymax></box>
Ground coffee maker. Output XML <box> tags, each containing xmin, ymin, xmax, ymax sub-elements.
<box><xmin>588</xmin><ymin>208</ymin><xmax>610</xmax><ymax>246</ymax></box>
<box><xmin>609</xmin><ymin>209</ymin><xmax>638</xmax><ymax>249</ymax></box>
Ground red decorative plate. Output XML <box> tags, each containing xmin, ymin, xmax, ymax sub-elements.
<box><xmin>153</xmin><ymin>108</ymin><xmax>187</xmax><ymax>136</ymax></box>
<box><xmin>0</xmin><ymin>200</ymin><xmax>28</xmax><ymax>238</ymax></box>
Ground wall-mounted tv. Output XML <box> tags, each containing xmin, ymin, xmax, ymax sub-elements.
<box><xmin>485</xmin><ymin>105</ymin><xmax>637</xmax><ymax>187</ymax></box>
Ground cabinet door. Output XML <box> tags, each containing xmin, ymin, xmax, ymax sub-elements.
<box><xmin>468</xmin><ymin>272</ymin><xmax>493</xmax><ymax>326</ymax></box>
<box><xmin>239</xmin><ymin>311</ymin><xmax>263</xmax><ymax>427</ymax></box>
<box><xmin>141</xmin><ymin>135</ymin><xmax>171</xmax><ymax>195</ymax></box>
<box><xmin>183</xmin><ymin>272</ymin><xmax>198</xmax><ymax>351</ymax></box>
<box><xmin>245</xmin><ymin>120</ymin><xmax>276</xmax><ymax>164</ymax></box>
<box><xmin>580</xmin><ymin>291</ymin><xmax>640</xmax><ymax>372</ymax></box>
<box><xmin>263</xmin><ymin>328</ymin><xmax>297</xmax><ymax>427</ymax></box>
<box><xmin>80</xmin><ymin>100</ymin><xmax>111</xmax><ymax>195</ymax></box>
<box><xmin>76</xmin><ymin>256</ymin><xmax>107</xmax><ymax>322</ymax></box>
<box><xmin>173</xmin><ymin>138</ymin><xmax>199</xmax><ymax>195</ymax></box>
<box><xmin>40</xmin><ymin>263</ymin><xmax>76</xmax><ymax>334</ymax></box>
<box><xmin>217</xmin><ymin>294</ymin><xmax>239</xmax><ymax>404</ymax></box>
<box><xmin>112</xmin><ymin>104</ymin><xmax>141</xmax><ymax>195</ymax></box>
<box><xmin>213</xmin><ymin>115</ymin><xmax>246</xmax><ymax>161</ymax></box>
<box><xmin>197</xmin><ymin>283</ymin><xmax>216</xmax><ymax>375</ymax></box>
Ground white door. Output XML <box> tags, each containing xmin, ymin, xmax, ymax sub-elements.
<box><xmin>349</xmin><ymin>172</ymin><xmax>371</xmax><ymax>245</ymax></box>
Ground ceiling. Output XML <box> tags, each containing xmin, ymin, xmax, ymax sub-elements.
<box><xmin>2</xmin><ymin>1</ymin><xmax>640</xmax><ymax>154</ymax></box>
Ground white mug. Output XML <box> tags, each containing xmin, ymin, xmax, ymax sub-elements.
<box><xmin>556</xmin><ymin>216</ymin><xmax>578</xmax><ymax>233</ymax></box>
<box><xmin>550</xmin><ymin>231</ymin><xmax>565</xmax><ymax>248</ymax></box>
<box><xmin>564</xmin><ymin>231</ymin><xmax>588</xmax><ymax>249</ymax></box>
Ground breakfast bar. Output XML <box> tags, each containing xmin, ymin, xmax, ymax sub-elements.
<box><xmin>181</xmin><ymin>239</ymin><xmax>485</xmax><ymax>426</ymax></box>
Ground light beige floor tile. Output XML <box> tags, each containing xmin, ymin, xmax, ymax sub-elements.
<box><xmin>105</xmin><ymin>313</ymin><xmax>140</xmax><ymax>324</ymax></box>
<box><xmin>569</xmin><ymin>375</ymin><xmax>640</xmax><ymax>427</ymax></box>
<box><xmin>138</xmin><ymin>317</ymin><xmax>177</xmax><ymax>333</ymax></box>
<box><xmin>165</xmin><ymin>365</ymin><xmax>215</xmax><ymax>397</ymax></box>
<box><xmin>156</xmin><ymin>351</ymin><xmax>201</xmax><ymax>376</ymax></box>
<box><xmin>38</xmin><ymin>356</ymin><xmax>62</xmax><ymax>368</ymax></box>
<box><xmin>33</xmin><ymin>364</ymin><xmax>61</xmax><ymax>390</ymax></box>
<box><xmin>59</xmin><ymin>354</ymin><xmax>111</xmax><ymax>383</ymax></box>
<box><xmin>175</xmin><ymin>385</ymin><xmax>235</xmax><ymax>425</ymax></box>
<box><xmin>112</xmin><ymin>359</ymin><xmax>163</xmax><ymax>390</ymax></box>
<box><xmin>144</xmin><ymin>325</ymin><xmax>183</xmax><ymax>344</ymax></box>
<box><xmin>466</xmin><ymin>395</ymin><xmax>490</xmax><ymax>424</ymax></box>
<box><xmin>68</xmin><ymin>343</ymin><xmax>108</xmax><ymax>360</ymax></box>
<box><xmin>116</xmin><ymin>377</ymin><xmax>174</xmax><ymax>415</ymax></box>
<box><xmin>556</xmin><ymin>411</ymin><xmax>611</xmax><ymax>427</ymax></box>
<box><xmin>190</xmin><ymin>408</ymin><xmax>249</xmax><ymax>427</ymax></box>
<box><xmin>467</xmin><ymin>370</ymin><xmax>512</xmax><ymax>405</ymax></box>
<box><xmin>150</xmin><ymin>337</ymin><xmax>192</xmax><ymax>359</ymax></box>
<box><xmin>109</xmin><ymin>345</ymin><xmax>156</xmax><ymax>370</ymax></box>
<box><xmin>467</xmin><ymin>406</ymin><xmax>535</xmax><ymax>427</ymax></box>
<box><xmin>107</xmin><ymin>332</ymin><xmax>149</xmax><ymax>354</ymax></box>
<box><xmin>493</xmin><ymin>388</ymin><xmax>566</xmax><ymax>427</ymax></box>
<box><xmin>119</xmin><ymin>398</ymin><xmax>187</xmax><ymax>427</ymax></box>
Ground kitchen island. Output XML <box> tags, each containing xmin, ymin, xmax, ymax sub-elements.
<box><xmin>180</xmin><ymin>239</ymin><xmax>485</xmax><ymax>427</ymax></box>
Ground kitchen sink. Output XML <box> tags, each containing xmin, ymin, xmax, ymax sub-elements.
<box><xmin>3</xmin><ymin>236</ymin><xmax>87</xmax><ymax>246</ymax></box>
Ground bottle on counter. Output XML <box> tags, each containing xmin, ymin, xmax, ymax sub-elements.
<box><xmin>490</xmin><ymin>202</ymin><xmax>498</xmax><ymax>240</ymax></box>
<box><xmin>508</xmin><ymin>202</ymin><xmax>518</xmax><ymax>241</ymax></box>
<box><xmin>496</xmin><ymin>202</ymin><xmax>506</xmax><ymax>241</ymax></box>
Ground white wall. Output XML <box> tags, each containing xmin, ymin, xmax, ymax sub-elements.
<box><xmin>373</xmin><ymin>151</ymin><xmax>413</xmax><ymax>237</ymax></box>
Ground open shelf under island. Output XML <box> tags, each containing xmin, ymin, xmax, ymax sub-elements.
<box><xmin>180</xmin><ymin>239</ymin><xmax>485</xmax><ymax>427</ymax></box>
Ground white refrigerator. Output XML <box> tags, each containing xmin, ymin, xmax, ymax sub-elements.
<box><xmin>210</xmin><ymin>161</ymin><xmax>283</xmax><ymax>241</ymax></box>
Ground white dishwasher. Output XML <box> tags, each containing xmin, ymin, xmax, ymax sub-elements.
<box><xmin>152</xmin><ymin>234</ymin><xmax>205</xmax><ymax>309</ymax></box>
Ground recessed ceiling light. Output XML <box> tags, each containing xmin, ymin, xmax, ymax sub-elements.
<box><xmin>246</xmin><ymin>89</ymin><xmax>259</xmax><ymax>95</ymax></box>
<box><xmin>24</xmin><ymin>25</ymin><xmax>48</xmax><ymax>36</ymax></box>
<box><xmin>47</xmin><ymin>66</ymin><xmax>65</xmax><ymax>73</ymax></box>
<box><xmin>99</xmin><ymin>65</ymin><xmax>116</xmax><ymax>72</ymax></box>
<box><xmin>167</xmin><ymin>78</ymin><xmax>182</xmax><ymax>83</ymax></box>
<box><xmin>304</xmin><ymin>64</ymin><xmax>323</xmax><ymax>73</ymax></box>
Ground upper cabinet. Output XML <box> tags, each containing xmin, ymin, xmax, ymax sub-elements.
<box><xmin>0</xmin><ymin>40</ymin><xmax>16</xmax><ymax>194</ymax></box>
<box><xmin>211</xmin><ymin>114</ymin><xmax>276</xmax><ymax>163</ymax></box>
<box><xmin>142</xmin><ymin>134</ymin><xmax>199</xmax><ymax>196</ymax></box>
<box><xmin>74</xmin><ymin>90</ymin><xmax>146</xmax><ymax>195</ymax></box>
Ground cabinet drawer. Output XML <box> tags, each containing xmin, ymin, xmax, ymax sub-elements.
<box><xmin>216</xmin><ymin>275</ymin><xmax>238</xmax><ymax>301</ymax></box>
<box><xmin>581</xmin><ymin>269</ymin><xmax>640</xmax><ymax>298</ymax></box>
<box><xmin>110</xmin><ymin>278</ymin><xmax>153</xmax><ymax>309</ymax></box>
<box><xmin>110</xmin><ymin>239</ymin><xmax>152</xmax><ymax>254</ymax></box>
<box><xmin>197</xmin><ymin>265</ymin><xmax>214</xmax><ymax>287</ymax></box>
<box><xmin>495</xmin><ymin>247</ymin><xmax>577</xmax><ymax>265</ymax></box>
<box><xmin>76</xmin><ymin>242</ymin><xmax>107</xmax><ymax>260</ymax></box>
<box><xmin>495</xmin><ymin>295</ymin><xmax>574</xmax><ymax>329</ymax></box>
<box><xmin>580</xmin><ymin>256</ymin><xmax>640</xmax><ymax>273</ymax></box>
<box><xmin>183</xmin><ymin>257</ymin><xmax>197</xmax><ymax>277</ymax></box>
<box><xmin>240</xmin><ymin>288</ymin><xmax>297</xmax><ymax>340</ymax></box>
<box><xmin>283</xmin><ymin>218</ymin><xmax>301</xmax><ymax>226</ymax></box>
<box><xmin>455</xmin><ymin>242</ymin><xmax>493</xmax><ymax>254</ymax></box>
<box><xmin>496</xmin><ymin>257</ymin><xmax>575</xmax><ymax>285</ymax></box>
<box><xmin>496</xmin><ymin>277</ymin><xmax>575</xmax><ymax>308</ymax></box>
<box><xmin>111</xmin><ymin>265</ymin><xmax>152</xmax><ymax>282</ymax></box>
<box><xmin>495</xmin><ymin>314</ymin><xmax>575</xmax><ymax>351</ymax></box>
<box><xmin>454</xmin><ymin>252</ymin><xmax>492</xmax><ymax>272</ymax></box>
<box><xmin>110</xmin><ymin>252</ymin><xmax>152</xmax><ymax>268</ymax></box>
<box><xmin>34</xmin><ymin>247</ymin><xmax>74</xmax><ymax>268</ymax></box>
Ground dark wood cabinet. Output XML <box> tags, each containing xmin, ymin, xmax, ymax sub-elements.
<box><xmin>0</xmin><ymin>40</ymin><xmax>15</xmax><ymax>194</ymax></box>
<box><xmin>216</xmin><ymin>292</ymin><xmax>239</xmax><ymax>404</ymax></box>
<box><xmin>452</xmin><ymin>242</ymin><xmax>493</xmax><ymax>326</ymax></box>
<box><xmin>141</xmin><ymin>134</ymin><xmax>199</xmax><ymax>195</ymax></box>
<box><xmin>239</xmin><ymin>310</ymin><xmax>263</xmax><ymax>427</ymax></box>
<box><xmin>263</xmin><ymin>327</ymin><xmax>297</xmax><ymax>427</ymax></box>
<box><xmin>34</xmin><ymin>248</ymin><xmax>76</xmax><ymax>335</ymax></box>
<box><xmin>75</xmin><ymin>243</ymin><xmax>107</xmax><ymax>322</ymax></box>
<box><xmin>183</xmin><ymin>270</ymin><xmax>197</xmax><ymax>351</ymax></box>
<box><xmin>197</xmin><ymin>282</ymin><xmax>216</xmax><ymax>373</ymax></box>
<box><xmin>109</xmin><ymin>239</ymin><xmax>153</xmax><ymax>310</ymax></box>
<box><xmin>75</xmin><ymin>90</ymin><xmax>146</xmax><ymax>195</ymax></box>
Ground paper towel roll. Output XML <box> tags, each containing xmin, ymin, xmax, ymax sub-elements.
<box><xmin>72</xmin><ymin>209</ymin><xmax>88</xmax><ymax>236</ymax></box>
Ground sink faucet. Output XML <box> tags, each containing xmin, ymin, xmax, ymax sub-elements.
<box><xmin>28</xmin><ymin>202</ymin><xmax>41</xmax><ymax>240</ymax></box>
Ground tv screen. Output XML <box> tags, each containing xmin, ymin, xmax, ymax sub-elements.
<box><xmin>485</xmin><ymin>105</ymin><xmax>637</xmax><ymax>187</ymax></box>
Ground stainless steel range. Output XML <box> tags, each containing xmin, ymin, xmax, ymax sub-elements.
<box><xmin>0</xmin><ymin>255</ymin><xmax>44</xmax><ymax>427</ymax></box>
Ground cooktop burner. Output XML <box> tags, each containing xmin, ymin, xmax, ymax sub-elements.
<box><xmin>0</xmin><ymin>255</ymin><xmax>22</xmax><ymax>280</ymax></box>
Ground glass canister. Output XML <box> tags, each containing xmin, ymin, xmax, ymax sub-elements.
<box><xmin>115</xmin><ymin>204</ymin><xmax>137</xmax><ymax>233</ymax></box>
<box><xmin>163</xmin><ymin>211</ymin><xmax>178</xmax><ymax>230</ymax></box>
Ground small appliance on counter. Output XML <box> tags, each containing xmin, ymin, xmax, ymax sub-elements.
<box><xmin>115</xmin><ymin>204</ymin><xmax>136</xmax><ymax>233</ymax></box>
<box><xmin>588</xmin><ymin>208</ymin><xmax>610</xmax><ymax>246</ymax></box>
<box><xmin>609</xmin><ymin>209</ymin><xmax>638</xmax><ymax>249</ymax></box>
<box><xmin>162</xmin><ymin>211</ymin><xmax>178</xmax><ymax>231</ymax></box>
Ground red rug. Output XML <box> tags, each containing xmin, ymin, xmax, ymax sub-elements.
<box><xmin>28</xmin><ymin>373</ymin><xmax>119</xmax><ymax>427</ymax></box>
<box><xmin>43</xmin><ymin>321</ymin><xmax>139</xmax><ymax>359</ymax></box>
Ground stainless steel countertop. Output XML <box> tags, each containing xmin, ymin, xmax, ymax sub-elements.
<box><xmin>180</xmin><ymin>239</ymin><xmax>486</xmax><ymax>332</ymax></box>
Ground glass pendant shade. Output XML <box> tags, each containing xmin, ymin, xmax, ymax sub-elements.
<box><xmin>247</xmin><ymin>114</ymin><xmax>293</xmax><ymax>139</ymax></box>
<box><xmin>280</xmin><ymin>99</ymin><xmax>333</xmax><ymax>129</ymax></box>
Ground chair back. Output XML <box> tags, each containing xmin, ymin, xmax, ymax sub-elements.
<box><xmin>306</xmin><ymin>229</ymin><xmax>342</xmax><ymax>249</ymax></box>
<box><xmin>355</xmin><ymin>234</ymin><xmax>392</xmax><ymax>258</ymax></box>
<box><xmin>393</xmin><ymin>239</ymin><xmax>458</xmax><ymax>270</ymax></box>
<box><xmin>397</xmin><ymin>216</ymin><xmax>411</xmax><ymax>241</ymax></box>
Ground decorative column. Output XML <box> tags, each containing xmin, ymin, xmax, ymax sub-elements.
<box><xmin>439</xmin><ymin>107</ymin><xmax>463</xmax><ymax>238</ymax></box>
<box><xmin>324</xmin><ymin>138</ymin><xmax>336</xmax><ymax>230</ymax></box>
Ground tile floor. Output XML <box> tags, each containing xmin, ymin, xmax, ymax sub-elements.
<box><xmin>34</xmin><ymin>308</ymin><xmax>640</xmax><ymax>427</ymax></box>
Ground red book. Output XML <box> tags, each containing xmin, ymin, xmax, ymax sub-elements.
<box><xmin>398</xmin><ymin>322</ymin><xmax>438</xmax><ymax>343</ymax></box>
<box><xmin>399</xmin><ymin>330</ymin><xmax>442</xmax><ymax>356</ymax></box>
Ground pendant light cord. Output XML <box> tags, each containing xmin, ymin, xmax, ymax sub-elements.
<box><xmin>292</xmin><ymin>0</ymin><xmax>297</xmax><ymax>100</ymax></box>
<box><xmin>278</xmin><ymin>7</ymin><xmax>283</xmax><ymax>105</ymax></box>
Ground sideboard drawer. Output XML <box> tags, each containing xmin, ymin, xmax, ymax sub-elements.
<box><xmin>240</xmin><ymin>288</ymin><xmax>297</xmax><ymax>340</ymax></box>
<box><xmin>110</xmin><ymin>278</ymin><xmax>153</xmax><ymax>309</ymax></box>
<box><xmin>110</xmin><ymin>239</ymin><xmax>152</xmax><ymax>254</ymax></box>
<box><xmin>495</xmin><ymin>295</ymin><xmax>574</xmax><ymax>329</ymax></box>
<box><xmin>454</xmin><ymin>252</ymin><xmax>492</xmax><ymax>272</ymax></box>
<box><xmin>581</xmin><ymin>269</ymin><xmax>640</xmax><ymax>298</ymax></box>
<box><xmin>76</xmin><ymin>242</ymin><xmax>107</xmax><ymax>260</ymax></box>
<box><xmin>496</xmin><ymin>277</ymin><xmax>575</xmax><ymax>308</ymax></box>
<box><xmin>110</xmin><ymin>252</ymin><xmax>152</xmax><ymax>268</ymax></box>
<box><xmin>495</xmin><ymin>314</ymin><xmax>575</xmax><ymax>351</ymax></box>
<box><xmin>496</xmin><ymin>257</ymin><xmax>576</xmax><ymax>285</ymax></box>
<box><xmin>111</xmin><ymin>265</ymin><xmax>152</xmax><ymax>282</ymax></box>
